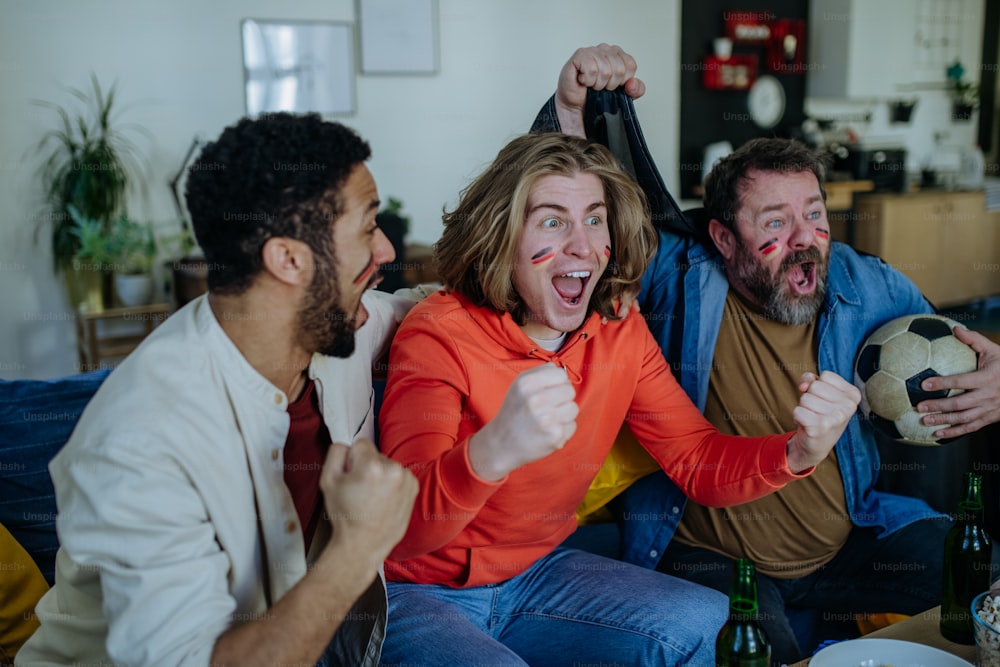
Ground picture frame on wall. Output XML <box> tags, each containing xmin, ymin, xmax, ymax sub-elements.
<box><xmin>241</xmin><ymin>18</ymin><xmax>356</xmax><ymax>116</ymax></box>
<box><xmin>358</xmin><ymin>0</ymin><xmax>438</xmax><ymax>75</ymax></box>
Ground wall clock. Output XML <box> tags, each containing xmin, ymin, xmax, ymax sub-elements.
<box><xmin>747</xmin><ymin>75</ymin><xmax>785</xmax><ymax>129</ymax></box>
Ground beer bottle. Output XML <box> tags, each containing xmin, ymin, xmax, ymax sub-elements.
<box><xmin>716</xmin><ymin>558</ymin><xmax>771</xmax><ymax>666</ymax></box>
<box><xmin>940</xmin><ymin>471</ymin><xmax>993</xmax><ymax>644</ymax></box>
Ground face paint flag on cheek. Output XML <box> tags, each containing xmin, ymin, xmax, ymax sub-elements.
<box><xmin>815</xmin><ymin>229</ymin><xmax>830</xmax><ymax>242</ymax></box>
<box><xmin>604</xmin><ymin>245</ymin><xmax>617</xmax><ymax>273</ymax></box>
<box><xmin>758</xmin><ymin>239</ymin><xmax>780</xmax><ymax>258</ymax></box>
<box><xmin>531</xmin><ymin>247</ymin><xmax>555</xmax><ymax>266</ymax></box>
<box><xmin>353</xmin><ymin>260</ymin><xmax>376</xmax><ymax>286</ymax></box>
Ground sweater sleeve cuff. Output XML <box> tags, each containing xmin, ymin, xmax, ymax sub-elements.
<box><xmin>759</xmin><ymin>433</ymin><xmax>814</xmax><ymax>485</ymax></box>
<box><xmin>438</xmin><ymin>439</ymin><xmax>506</xmax><ymax>507</ymax></box>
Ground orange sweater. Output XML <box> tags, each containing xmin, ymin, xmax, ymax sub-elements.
<box><xmin>379</xmin><ymin>291</ymin><xmax>805</xmax><ymax>587</ymax></box>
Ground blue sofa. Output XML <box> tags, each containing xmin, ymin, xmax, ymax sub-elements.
<box><xmin>0</xmin><ymin>369</ymin><xmax>111</xmax><ymax>585</ymax></box>
<box><xmin>4</xmin><ymin>369</ymin><xmax>970</xmax><ymax>656</ymax></box>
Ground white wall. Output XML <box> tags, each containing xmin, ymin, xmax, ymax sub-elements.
<box><xmin>805</xmin><ymin>0</ymin><xmax>986</xmax><ymax>177</ymax></box>
<box><xmin>0</xmin><ymin>0</ymin><xmax>681</xmax><ymax>379</ymax></box>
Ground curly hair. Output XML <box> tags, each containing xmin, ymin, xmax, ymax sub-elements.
<box><xmin>435</xmin><ymin>132</ymin><xmax>655</xmax><ymax>323</ymax></box>
<box><xmin>184</xmin><ymin>112</ymin><xmax>371</xmax><ymax>294</ymax></box>
<box><xmin>703</xmin><ymin>137</ymin><xmax>830</xmax><ymax>231</ymax></box>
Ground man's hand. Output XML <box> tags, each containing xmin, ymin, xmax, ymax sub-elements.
<box><xmin>554</xmin><ymin>43</ymin><xmax>645</xmax><ymax>138</ymax></box>
<box><xmin>321</xmin><ymin>438</ymin><xmax>418</xmax><ymax>568</ymax></box>
<box><xmin>917</xmin><ymin>326</ymin><xmax>1000</xmax><ymax>438</ymax></box>
<box><xmin>469</xmin><ymin>363</ymin><xmax>578</xmax><ymax>481</ymax></box>
<box><xmin>212</xmin><ymin>438</ymin><xmax>418</xmax><ymax>666</ymax></box>
<box><xmin>786</xmin><ymin>371</ymin><xmax>861</xmax><ymax>473</ymax></box>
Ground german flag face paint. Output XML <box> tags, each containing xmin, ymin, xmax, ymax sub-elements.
<box><xmin>604</xmin><ymin>245</ymin><xmax>612</xmax><ymax>259</ymax></box>
<box><xmin>815</xmin><ymin>228</ymin><xmax>830</xmax><ymax>242</ymax></box>
<box><xmin>758</xmin><ymin>238</ymin><xmax>781</xmax><ymax>258</ymax></box>
<box><xmin>530</xmin><ymin>246</ymin><xmax>555</xmax><ymax>266</ymax></box>
<box><xmin>353</xmin><ymin>258</ymin><xmax>376</xmax><ymax>286</ymax></box>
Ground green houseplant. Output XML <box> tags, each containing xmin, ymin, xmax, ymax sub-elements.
<box><xmin>951</xmin><ymin>80</ymin><xmax>980</xmax><ymax>121</ymax></box>
<box><xmin>33</xmin><ymin>74</ymin><xmax>149</xmax><ymax>308</ymax></box>
<box><xmin>65</xmin><ymin>205</ymin><xmax>121</xmax><ymax>312</ymax></box>
<box><xmin>116</xmin><ymin>217</ymin><xmax>157</xmax><ymax>276</ymax></box>
<box><xmin>946</xmin><ymin>61</ymin><xmax>980</xmax><ymax>122</ymax></box>
<box><xmin>113</xmin><ymin>216</ymin><xmax>158</xmax><ymax>307</ymax></box>
<box><xmin>66</xmin><ymin>206</ymin><xmax>158</xmax><ymax>308</ymax></box>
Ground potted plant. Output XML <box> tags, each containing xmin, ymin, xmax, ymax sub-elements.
<box><xmin>113</xmin><ymin>217</ymin><xmax>158</xmax><ymax>307</ymax></box>
<box><xmin>946</xmin><ymin>61</ymin><xmax>980</xmax><ymax>122</ymax></box>
<box><xmin>32</xmin><ymin>74</ymin><xmax>149</xmax><ymax>301</ymax></box>
<box><xmin>66</xmin><ymin>206</ymin><xmax>158</xmax><ymax>309</ymax></box>
<box><xmin>951</xmin><ymin>81</ymin><xmax>980</xmax><ymax>121</ymax></box>
<box><xmin>65</xmin><ymin>205</ymin><xmax>121</xmax><ymax>312</ymax></box>
<box><xmin>888</xmin><ymin>99</ymin><xmax>917</xmax><ymax>124</ymax></box>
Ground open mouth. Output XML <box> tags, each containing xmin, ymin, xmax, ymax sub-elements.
<box><xmin>552</xmin><ymin>270</ymin><xmax>591</xmax><ymax>306</ymax></box>
<box><xmin>787</xmin><ymin>261</ymin><xmax>816</xmax><ymax>295</ymax></box>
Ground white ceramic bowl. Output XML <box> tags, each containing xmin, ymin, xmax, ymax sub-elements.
<box><xmin>973</xmin><ymin>591</ymin><xmax>1000</xmax><ymax>667</ymax></box>
<box><xmin>809</xmin><ymin>637</ymin><xmax>972</xmax><ymax>666</ymax></box>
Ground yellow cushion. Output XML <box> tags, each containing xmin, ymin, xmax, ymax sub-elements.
<box><xmin>0</xmin><ymin>522</ymin><xmax>49</xmax><ymax>662</ymax></box>
<box><xmin>856</xmin><ymin>612</ymin><xmax>910</xmax><ymax>634</ymax></box>
<box><xmin>576</xmin><ymin>424</ymin><xmax>659</xmax><ymax>524</ymax></box>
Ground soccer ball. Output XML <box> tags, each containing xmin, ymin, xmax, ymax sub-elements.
<box><xmin>854</xmin><ymin>314</ymin><xmax>977</xmax><ymax>445</ymax></box>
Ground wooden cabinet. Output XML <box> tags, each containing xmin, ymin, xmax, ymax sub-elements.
<box><xmin>852</xmin><ymin>191</ymin><xmax>1000</xmax><ymax>307</ymax></box>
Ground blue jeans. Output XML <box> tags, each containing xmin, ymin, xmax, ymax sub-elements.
<box><xmin>380</xmin><ymin>547</ymin><xmax>726</xmax><ymax>666</ymax></box>
<box><xmin>660</xmin><ymin>517</ymin><xmax>996</xmax><ymax>665</ymax></box>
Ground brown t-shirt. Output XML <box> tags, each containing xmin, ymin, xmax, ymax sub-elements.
<box><xmin>673</xmin><ymin>289</ymin><xmax>852</xmax><ymax>578</ymax></box>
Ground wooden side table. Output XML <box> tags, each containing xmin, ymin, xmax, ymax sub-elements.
<box><xmin>75</xmin><ymin>303</ymin><xmax>172</xmax><ymax>371</ymax></box>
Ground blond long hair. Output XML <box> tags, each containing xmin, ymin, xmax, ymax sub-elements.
<box><xmin>435</xmin><ymin>132</ymin><xmax>656</xmax><ymax>323</ymax></box>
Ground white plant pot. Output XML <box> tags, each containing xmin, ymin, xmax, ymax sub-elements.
<box><xmin>115</xmin><ymin>273</ymin><xmax>154</xmax><ymax>307</ymax></box>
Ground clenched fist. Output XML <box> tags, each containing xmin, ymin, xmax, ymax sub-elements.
<box><xmin>320</xmin><ymin>438</ymin><xmax>418</xmax><ymax>565</ymax></box>
<box><xmin>554</xmin><ymin>43</ymin><xmax>645</xmax><ymax>138</ymax></box>
<box><xmin>786</xmin><ymin>371</ymin><xmax>862</xmax><ymax>473</ymax></box>
<box><xmin>469</xmin><ymin>363</ymin><xmax>578</xmax><ymax>481</ymax></box>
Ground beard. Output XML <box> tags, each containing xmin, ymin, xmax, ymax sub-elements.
<box><xmin>296</xmin><ymin>238</ymin><xmax>358</xmax><ymax>359</ymax></box>
<box><xmin>728</xmin><ymin>238</ymin><xmax>828</xmax><ymax>326</ymax></box>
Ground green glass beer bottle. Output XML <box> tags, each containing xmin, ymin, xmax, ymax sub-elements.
<box><xmin>716</xmin><ymin>558</ymin><xmax>771</xmax><ymax>666</ymax></box>
<box><xmin>940</xmin><ymin>471</ymin><xmax>993</xmax><ymax>644</ymax></box>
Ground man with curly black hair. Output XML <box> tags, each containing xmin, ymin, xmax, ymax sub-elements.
<box><xmin>17</xmin><ymin>112</ymin><xmax>419</xmax><ymax>667</ymax></box>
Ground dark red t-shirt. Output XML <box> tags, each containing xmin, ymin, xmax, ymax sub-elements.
<box><xmin>283</xmin><ymin>379</ymin><xmax>332</xmax><ymax>552</ymax></box>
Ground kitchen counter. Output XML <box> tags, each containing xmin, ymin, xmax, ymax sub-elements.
<box><xmin>825</xmin><ymin>179</ymin><xmax>875</xmax><ymax>211</ymax></box>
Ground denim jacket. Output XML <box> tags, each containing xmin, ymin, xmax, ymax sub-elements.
<box><xmin>613</xmin><ymin>230</ymin><xmax>946</xmax><ymax>568</ymax></box>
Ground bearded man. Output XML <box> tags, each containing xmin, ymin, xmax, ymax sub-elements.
<box><xmin>17</xmin><ymin>113</ymin><xmax>419</xmax><ymax>667</ymax></box>
<box><xmin>536</xmin><ymin>44</ymin><xmax>1000</xmax><ymax>665</ymax></box>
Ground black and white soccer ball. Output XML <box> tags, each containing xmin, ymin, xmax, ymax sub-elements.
<box><xmin>853</xmin><ymin>314</ymin><xmax>977</xmax><ymax>445</ymax></box>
